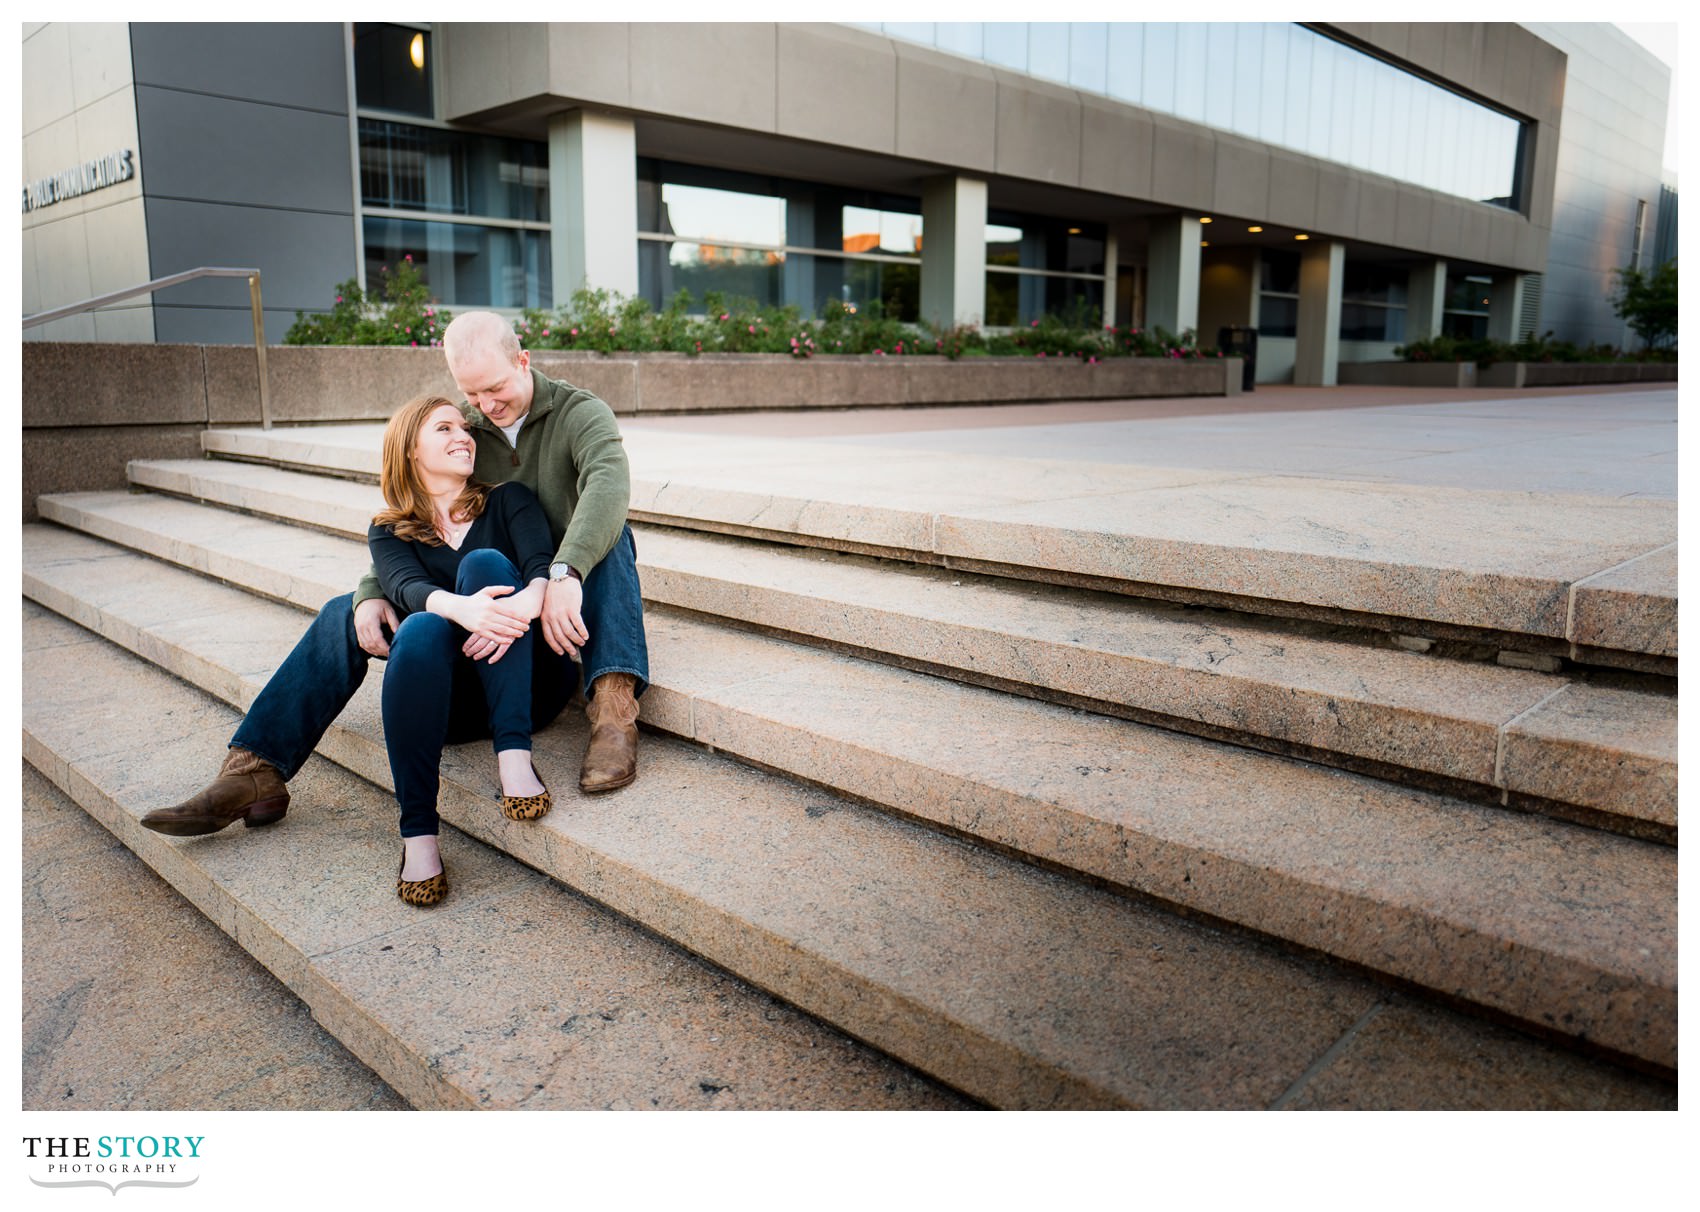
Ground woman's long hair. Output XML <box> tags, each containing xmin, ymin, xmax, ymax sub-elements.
<box><xmin>373</xmin><ymin>394</ymin><xmax>491</xmax><ymax>545</ymax></box>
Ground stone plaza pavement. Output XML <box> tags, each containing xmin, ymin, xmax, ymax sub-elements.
<box><xmin>22</xmin><ymin>379</ymin><xmax>1676</xmax><ymax>1109</ymax></box>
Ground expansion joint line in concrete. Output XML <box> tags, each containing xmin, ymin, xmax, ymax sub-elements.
<box><xmin>1561</xmin><ymin>540</ymin><xmax>1677</xmax><ymax>645</ymax></box>
<box><xmin>1493</xmin><ymin>683</ymin><xmax>1573</xmax><ymax>789</ymax></box>
<box><xmin>1267</xmin><ymin>999</ymin><xmax>1388</xmax><ymax>1111</ymax></box>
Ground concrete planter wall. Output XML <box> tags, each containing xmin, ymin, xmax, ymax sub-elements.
<box><xmin>1477</xmin><ymin>361</ymin><xmax>1678</xmax><ymax>388</ymax></box>
<box><xmin>1337</xmin><ymin>361</ymin><xmax>1477</xmax><ymax>388</ymax></box>
<box><xmin>23</xmin><ymin>342</ymin><xmax>1240</xmax><ymax>518</ymax></box>
<box><xmin>1341</xmin><ymin>359</ymin><xmax>1677</xmax><ymax>389</ymax></box>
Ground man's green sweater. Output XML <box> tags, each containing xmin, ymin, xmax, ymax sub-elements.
<box><xmin>354</xmin><ymin>368</ymin><xmax>631</xmax><ymax>606</ymax></box>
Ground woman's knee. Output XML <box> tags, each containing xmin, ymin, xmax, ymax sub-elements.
<box><xmin>456</xmin><ymin>547</ymin><xmax>521</xmax><ymax>593</ymax></box>
<box><xmin>389</xmin><ymin>611</ymin><xmax>455</xmax><ymax>659</ymax></box>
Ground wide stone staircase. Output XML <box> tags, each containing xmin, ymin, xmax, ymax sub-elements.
<box><xmin>22</xmin><ymin>420</ymin><xmax>1676</xmax><ymax>1109</ymax></box>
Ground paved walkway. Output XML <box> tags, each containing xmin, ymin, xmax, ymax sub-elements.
<box><xmin>623</xmin><ymin>383</ymin><xmax>1677</xmax><ymax>499</ymax></box>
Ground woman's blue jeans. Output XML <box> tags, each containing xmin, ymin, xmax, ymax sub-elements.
<box><xmin>230</xmin><ymin>526</ymin><xmax>650</xmax><ymax>833</ymax></box>
<box><xmin>384</xmin><ymin>548</ymin><xmax>563</xmax><ymax>837</ymax></box>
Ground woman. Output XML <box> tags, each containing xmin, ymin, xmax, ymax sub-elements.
<box><xmin>369</xmin><ymin>395</ymin><xmax>571</xmax><ymax>906</ymax></box>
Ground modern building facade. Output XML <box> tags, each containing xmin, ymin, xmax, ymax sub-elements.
<box><xmin>21</xmin><ymin>21</ymin><xmax>1674</xmax><ymax>382</ymax></box>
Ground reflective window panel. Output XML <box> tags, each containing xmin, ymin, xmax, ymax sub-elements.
<box><xmin>360</xmin><ymin>120</ymin><xmax>548</xmax><ymax>222</ymax></box>
<box><xmin>866</xmin><ymin>21</ymin><xmax>1528</xmax><ymax>210</ymax></box>
<box><xmin>985</xmin><ymin>273</ymin><xmax>1104</xmax><ymax>327</ymax></box>
<box><xmin>638</xmin><ymin>240</ymin><xmax>784</xmax><ymax>310</ymax></box>
<box><xmin>363</xmin><ymin>217</ymin><xmax>550</xmax><ymax>310</ymax></box>
<box><xmin>354</xmin><ymin>24</ymin><xmax>432</xmax><ymax>118</ymax></box>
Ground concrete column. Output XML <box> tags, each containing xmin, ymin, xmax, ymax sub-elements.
<box><xmin>1406</xmin><ymin>259</ymin><xmax>1446</xmax><ymax>342</ymax></box>
<box><xmin>1294</xmin><ymin>240</ymin><xmax>1345</xmax><ymax>387</ymax></box>
<box><xmin>1487</xmin><ymin>272</ymin><xmax>1528</xmax><ymax>342</ymax></box>
<box><xmin>548</xmin><ymin>109</ymin><xmax>638</xmax><ymax>302</ymax></box>
<box><xmin>920</xmin><ymin>174</ymin><xmax>987</xmax><ymax>328</ymax></box>
<box><xmin>1102</xmin><ymin>232</ymin><xmax>1118</xmax><ymax>330</ymax></box>
<box><xmin>1146</xmin><ymin>215</ymin><xmax>1202</xmax><ymax>338</ymax></box>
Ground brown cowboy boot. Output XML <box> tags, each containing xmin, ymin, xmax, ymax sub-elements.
<box><xmin>140</xmin><ymin>747</ymin><xmax>289</xmax><ymax>836</ymax></box>
<box><xmin>579</xmin><ymin>673</ymin><xmax>639</xmax><ymax>793</ymax></box>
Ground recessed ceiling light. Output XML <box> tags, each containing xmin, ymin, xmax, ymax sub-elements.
<box><xmin>1068</xmin><ymin>227</ymin><xmax>1081</xmax><ymax>235</ymax></box>
<box><xmin>1295</xmin><ymin>233</ymin><xmax>1310</xmax><ymax>241</ymax></box>
<box><xmin>1199</xmin><ymin>216</ymin><xmax>1213</xmax><ymax>224</ymax></box>
<box><xmin>1201</xmin><ymin>240</ymin><xmax>1210</xmax><ymax>247</ymax></box>
<box><xmin>1248</xmin><ymin>226</ymin><xmax>1264</xmax><ymax>233</ymax></box>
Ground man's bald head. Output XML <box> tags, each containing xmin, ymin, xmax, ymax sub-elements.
<box><xmin>442</xmin><ymin>310</ymin><xmax>521</xmax><ymax>373</ymax></box>
<box><xmin>441</xmin><ymin>311</ymin><xmax>533</xmax><ymax>426</ymax></box>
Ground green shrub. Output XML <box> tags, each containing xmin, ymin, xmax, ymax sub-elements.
<box><xmin>284</xmin><ymin>256</ymin><xmax>448</xmax><ymax>346</ymax></box>
<box><xmin>288</xmin><ymin>280</ymin><xmax>1222</xmax><ymax>362</ymax></box>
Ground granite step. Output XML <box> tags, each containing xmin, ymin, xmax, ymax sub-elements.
<box><xmin>88</xmin><ymin>472</ymin><xmax>1679</xmax><ymax>838</ymax></box>
<box><xmin>195</xmin><ymin>423</ymin><xmax>1678</xmax><ymax>671</ymax></box>
<box><xmin>23</xmin><ymin>522</ymin><xmax>1679</xmax><ymax>1073</ymax></box>
<box><xmin>19</xmin><ymin>604</ymin><xmax>970</xmax><ymax>1111</ymax></box>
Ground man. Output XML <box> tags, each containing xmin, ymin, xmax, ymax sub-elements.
<box><xmin>141</xmin><ymin>311</ymin><xmax>649</xmax><ymax>836</ymax></box>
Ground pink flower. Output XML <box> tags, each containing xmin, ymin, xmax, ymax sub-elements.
<box><xmin>410</xmin><ymin>340</ymin><xmax>418</xmax><ymax>347</ymax></box>
<box><xmin>1030</xmin><ymin>319</ymin><xmax>1039</xmax><ymax>328</ymax></box>
<box><xmin>335</xmin><ymin>295</ymin><xmax>343</xmax><ymax>303</ymax></box>
<box><xmin>1037</xmin><ymin>351</ymin><xmax>1045</xmax><ymax>358</ymax></box>
<box><xmin>570</xmin><ymin>328</ymin><xmax>578</xmax><ymax>336</ymax></box>
<box><xmin>404</xmin><ymin>253</ymin><xmax>413</xmax><ymax>262</ymax></box>
<box><xmin>542</xmin><ymin>329</ymin><xmax>550</xmax><ymax>337</ymax></box>
<box><xmin>405</xmin><ymin>326</ymin><xmax>411</xmax><ymax>334</ymax></box>
<box><xmin>720</xmin><ymin>313</ymin><xmax>730</xmax><ymax>321</ymax></box>
<box><xmin>875</xmin><ymin>349</ymin><xmax>885</xmax><ymax>355</ymax></box>
<box><xmin>748</xmin><ymin>325</ymin><xmax>756</xmax><ymax>333</ymax></box>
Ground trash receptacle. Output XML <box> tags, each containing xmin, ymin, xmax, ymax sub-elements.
<box><xmin>1218</xmin><ymin>326</ymin><xmax>1257</xmax><ymax>391</ymax></box>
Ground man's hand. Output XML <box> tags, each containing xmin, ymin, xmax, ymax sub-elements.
<box><xmin>354</xmin><ymin>596</ymin><xmax>400</xmax><ymax>657</ymax></box>
<box><xmin>452</xmin><ymin>585</ymin><xmax>531</xmax><ymax>645</ymax></box>
<box><xmin>541</xmin><ymin>576</ymin><xmax>590</xmax><ymax>658</ymax></box>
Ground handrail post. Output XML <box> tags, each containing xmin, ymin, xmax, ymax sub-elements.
<box><xmin>248</xmin><ymin>273</ymin><xmax>272</xmax><ymax>430</ymax></box>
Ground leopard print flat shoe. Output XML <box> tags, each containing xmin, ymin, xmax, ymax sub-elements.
<box><xmin>500</xmin><ymin>789</ymin><xmax>551</xmax><ymax>821</ymax></box>
<box><xmin>500</xmin><ymin>764</ymin><xmax>552</xmax><ymax>821</ymax></box>
<box><xmin>396</xmin><ymin>848</ymin><xmax>448</xmax><ymax>907</ymax></box>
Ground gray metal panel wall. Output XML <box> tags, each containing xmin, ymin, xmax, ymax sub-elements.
<box><xmin>1517</xmin><ymin>22</ymin><xmax>1670</xmax><ymax>348</ymax></box>
<box><xmin>130</xmin><ymin>22</ymin><xmax>356</xmax><ymax>343</ymax></box>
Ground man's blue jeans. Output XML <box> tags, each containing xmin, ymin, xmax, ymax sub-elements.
<box><xmin>231</xmin><ymin>524</ymin><xmax>650</xmax><ymax>787</ymax></box>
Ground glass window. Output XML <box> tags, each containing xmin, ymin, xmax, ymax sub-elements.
<box><xmin>1069</xmin><ymin>23</ymin><xmax>1109</xmax><ymax>94</ymax></box>
<box><xmin>1141</xmin><ymin>23</ymin><xmax>1176</xmax><ymax>113</ymax></box>
<box><xmin>985</xmin><ymin>274</ymin><xmax>1103</xmax><ymax>327</ymax></box>
<box><xmin>870</xmin><ymin>22</ymin><xmax>1529</xmax><ymax>211</ymax></box>
<box><xmin>1204</xmin><ymin>24</ymin><xmax>1236</xmax><ymax>131</ymax></box>
<box><xmin>1028</xmin><ymin>22</ymin><xmax>1070</xmax><ymax>83</ymax></box>
<box><xmin>1341</xmin><ymin>302</ymin><xmax>1406</xmax><ymax>342</ymax></box>
<box><xmin>1105</xmin><ymin>24</ymin><xmax>1143</xmax><ymax>105</ymax></box>
<box><xmin>983</xmin><ymin>23</ymin><xmax>1028</xmax><ymax>71</ymax></box>
<box><xmin>360</xmin><ymin>120</ymin><xmax>547</xmax><ymax>222</ymax></box>
<box><xmin>881</xmin><ymin>22</ymin><xmax>935</xmax><ymax>47</ymax></box>
<box><xmin>647</xmin><ymin>241</ymin><xmax>785</xmax><ymax>310</ymax></box>
<box><xmin>1282</xmin><ymin>29</ymin><xmax>1312</xmax><ymax>151</ymax></box>
<box><xmin>354</xmin><ymin>24</ymin><xmax>432</xmax><ymax>118</ymax></box>
<box><xmin>936</xmin><ymin>23</ymin><xmax>984</xmax><ymax>58</ymax></box>
<box><xmin>842</xmin><ymin>206</ymin><xmax>922</xmax><ymax>256</ymax></box>
<box><xmin>1258</xmin><ymin>295</ymin><xmax>1298</xmax><ymax>338</ymax></box>
<box><xmin>1258</xmin><ymin>23</ymin><xmax>1288</xmax><ymax>145</ymax></box>
<box><xmin>1261</xmin><ymin>250</ymin><xmax>1301</xmax><ymax>296</ymax></box>
<box><xmin>655</xmin><ymin>184</ymin><xmax>785</xmax><ymax>247</ymax></box>
<box><xmin>1232</xmin><ymin>23</ymin><xmax>1262</xmax><ymax>137</ymax></box>
<box><xmin>1172</xmin><ymin>24</ymin><xmax>1208</xmax><ymax>123</ymax></box>
<box><xmin>986</xmin><ymin>211</ymin><xmax>1105</xmax><ymax>275</ymax></box>
<box><xmin>363</xmin><ymin>217</ymin><xmax>549</xmax><ymax>310</ymax></box>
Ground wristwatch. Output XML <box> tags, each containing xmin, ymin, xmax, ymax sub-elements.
<box><xmin>549</xmin><ymin>562</ymin><xmax>581</xmax><ymax>582</ymax></box>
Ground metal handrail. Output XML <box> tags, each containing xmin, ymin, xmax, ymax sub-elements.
<box><xmin>23</xmin><ymin>267</ymin><xmax>274</xmax><ymax>429</ymax></box>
